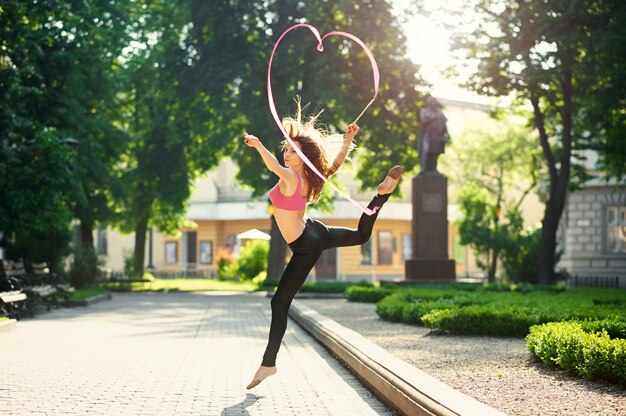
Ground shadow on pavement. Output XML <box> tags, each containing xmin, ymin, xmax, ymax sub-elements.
<box><xmin>220</xmin><ymin>393</ymin><xmax>264</xmax><ymax>415</ymax></box>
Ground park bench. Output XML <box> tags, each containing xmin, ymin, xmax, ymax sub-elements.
<box><xmin>31</xmin><ymin>262</ymin><xmax>75</xmax><ymax>303</ymax></box>
<box><xmin>0</xmin><ymin>291</ymin><xmax>28</xmax><ymax>320</ymax></box>
<box><xmin>3</xmin><ymin>260</ymin><xmax>58</xmax><ymax>316</ymax></box>
<box><xmin>0</xmin><ymin>263</ymin><xmax>28</xmax><ymax>320</ymax></box>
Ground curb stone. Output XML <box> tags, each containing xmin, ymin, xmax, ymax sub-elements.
<box><xmin>69</xmin><ymin>291</ymin><xmax>112</xmax><ymax>307</ymax></box>
<box><xmin>289</xmin><ymin>300</ymin><xmax>507</xmax><ymax>416</ymax></box>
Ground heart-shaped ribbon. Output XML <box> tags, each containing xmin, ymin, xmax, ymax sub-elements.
<box><xmin>267</xmin><ymin>23</ymin><xmax>380</xmax><ymax>215</ymax></box>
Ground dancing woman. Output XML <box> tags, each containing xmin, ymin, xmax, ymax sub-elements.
<box><xmin>243</xmin><ymin>102</ymin><xmax>402</xmax><ymax>389</ymax></box>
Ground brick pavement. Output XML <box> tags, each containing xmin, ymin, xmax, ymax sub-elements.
<box><xmin>0</xmin><ymin>292</ymin><xmax>394</xmax><ymax>415</ymax></box>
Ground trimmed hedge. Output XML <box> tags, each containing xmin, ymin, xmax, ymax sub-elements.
<box><xmin>371</xmin><ymin>285</ymin><xmax>626</xmax><ymax>338</ymax></box>
<box><xmin>344</xmin><ymin>285</ymin><xmax>395</xmax><ymax>302</ymax></box>
<box><xmin>300</xmin><ymin>280</ymin><xmax>373</xmax><ymax>294</ymax></box>
<box><xmin>421</xmin><ymin>302</ymin><xmax>626</xmax><ymax>337</ymax></box>
<box><xmin>526</xmin><ymin>320</ymin><xmax>626</xmax><ymax>386</ymax></box>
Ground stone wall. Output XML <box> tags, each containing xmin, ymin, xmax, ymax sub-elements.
<box><xmin>558</xmin><ymin>185</ymin><xmax>626</xmax><ymax>288</ymax></box>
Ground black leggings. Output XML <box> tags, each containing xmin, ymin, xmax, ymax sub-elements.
<box><xmin>261</xmin><ymin>193</ymin><xmax>390</xmax><ymax>367</ymax></box>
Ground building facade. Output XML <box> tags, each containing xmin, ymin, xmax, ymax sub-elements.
<box><xmin>557</xmin><ymin>151</ymin><xmax>626</xmax><ymax>288</ymax></box>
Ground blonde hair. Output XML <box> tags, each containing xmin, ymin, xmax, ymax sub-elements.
<box><xmin>281</xmin><ymin>97</ymin><xmax>355</xmax><ymax>203</ymax></box>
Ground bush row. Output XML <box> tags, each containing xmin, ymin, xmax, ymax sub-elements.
<box><xmin>344</xmin><ymin>282</ymin><xmax>567</xmax><ymax>304</ymax></box>
<box><xmin>421</xmin><ymin>303</ymin><xmax>625</xmax><ymax>337</ymax></box>
<box><xmin>367</xmin><ymin>285</ymin><xmax>626</xmax><ymax>338</ymax></box>
<box><xmin>301</xmin><ymin>280</ymin><xmax>373</xmax><ymax>294</ymax></box>
<box><xmin>526</xmin><ymin>320</ymin><xmax>626</xmax><ymax>386</ymax></box>
<box><xmin>344</xmin><ymin>286</ymin><xmax>395</xmax><ymax>302</ymax></box>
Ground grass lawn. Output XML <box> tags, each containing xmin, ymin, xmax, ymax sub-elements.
<box><xmin>0</xmin><ymin>316</ymin><xmax>8</xmax><ymax>322</ymax></box>
<box><xmin>99</xmin><ymin>278</ymin><xmax>268</xmax><ymax>293</ymax></box>
<box><xmin>97</xmin><ymin>278</ymin><xmax>375</xmax><ymax>294</ymax></box>
<box><xmin>70</xmin><ymin>285</ymin><xmax>109</xmax><ymax>301</ymax></box>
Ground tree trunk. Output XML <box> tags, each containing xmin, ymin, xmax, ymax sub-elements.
<box><xmin>488</xmin><ymin>249</ymin><xmax>498</xmax><ymax>283</ymax></box>
<box><xmin>538</xmin><ymin>200</ymin><xmax>559</xmax><ymax>284</ymax></box>
<box><xmin>266</xmin><ymin>214</ymin><xmax>287</xmax><ymax>284</ymax></box>
<box><xmin>133</xmin><ymin>215</ymin><xmax>149</xmax><ymax>278</ymax></box>
<box><xmin>531</xmin><ymin>68</ymin><xmax>573</xmax><ymax>284</ymax></box>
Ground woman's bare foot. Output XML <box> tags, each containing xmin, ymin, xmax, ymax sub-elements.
<box><xmin>246</xmin><ymin>365</ymin><xmax>277</xmax><ymax>389</ymax></box>
<box><xmin>377</xmin><ymin>166</ymin><xmax>403</xmax><ymax>195</ymax></box>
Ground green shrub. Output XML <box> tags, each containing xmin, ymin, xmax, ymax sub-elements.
<box><xmin>237</xmin><ymin>240</ymin><xmax>269</xmax><ymax>280</ymax></box>
<box><xmin>422</xmin><ymin>304</ymin><xmax>544</xmax><ymax>337</ymax></box>
<box><xmin>123</xmin><ymin>251</ymin><xmax>135</xmax><ymax>278</ymax></box>
<box><xmin>401</xmin><ymin>299</ymin><xmax>456</xmax><ymax>324</ymax></box>
<box><xmin>69</xmin><ymin>245</ymin><xmax>101</xmax><ymax>289</ymax></box>
<box><xmin>376</xmin><ymin>294</ymin><xmax>406</xmax><ymax>322</ymax></box>
<box><xmin>252</xmin><ymin>271</ymin><xmax>267</xmax><ymax>285</ymax></box>
<box><xmin>577</xmin><ymin>319</ymin><xmax>626</xmax><ymax>340</ymax></box>
<box><xmin>501</xmin><ymin>226</ymin><xmax>541</xmax><ymax>284</ymax></box>
<box><xmin>344</xmin><ymin>286</ymin><xmax>394</xmax><ymax>302</ymax></box>
<box><xmin>376</xmin><ymin>285</ymin><xmax>625</xmax><ymax>337</ymax></box>
<box><xmin>300</xmin><ymin>280</ymin><xmax>372</xmax><ymax>294</ymax></box>
<box><xmin>526</xmin><ymin>321</ymin><xmax>626</xmax><ymax>386</ymax></box>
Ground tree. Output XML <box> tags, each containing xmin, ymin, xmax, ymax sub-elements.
<box><xmin>203</xmin><ymin>0</ymin><xmax>428</xmax><ymax>281</ymax></box>
<box><xmin>0</xmin><ymin>1</ymin><xmax>81</xmax><ymax>270</ymax></box>
<box><xmin>115</xmin><ymin>0</ymin><xmax>239</xmax><ymax>277</ymax></box>
<box><xmin>447</xmin><ymin>119</ymin><xmax>541</xmax><ymax>282</ymax></box>
<box><xmin>451</xmin><ymin>0</ymin><xmax>626</xmax><ymax>283</ymax></box>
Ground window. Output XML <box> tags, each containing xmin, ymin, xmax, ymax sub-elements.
<box><xmin>96</xmin><ymin>228</ymin><xmax>108</xmax><ymax>256</ymax></box>
<box><xmin>402</xmin><ymin>233</ymin><xmax>412</xmax><ymax>261</ymax></box>
<box><xmin>607</xmin><ymin>207</ymin><xmax>626</xmax><ymax>253</ymax></box>
<box><xmin>360</xmin><ymin>239</ymin><xmax>373</xmax><ymax>265</ymax></box>
<box><xmin>199</xmin><ymin>241</ymin><xmax>213</xmax><ymax>264</ymax></box>
<box><xmin>378</xmin><ymin>231</ymin><xmax>393</xmax><ymax>265</ymax></box>
<box><xmin>165</xmin><ymin>241</ymin><xmax>178</xmax><ymax>264</ymax></box>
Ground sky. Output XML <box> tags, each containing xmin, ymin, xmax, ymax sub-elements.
<box><xmin>391</xmin><ymin>0</ymin><xmax>493</xmax><ymax>105</ymax></box>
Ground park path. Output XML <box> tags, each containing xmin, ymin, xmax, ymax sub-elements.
<box><xmin>0</xmin><ymin>292</ymin><xmax>394</xmax><ymax>415</ymax></box>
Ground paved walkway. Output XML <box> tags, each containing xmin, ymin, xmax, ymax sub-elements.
<box><xmin>0</xmin><ymin>292</ymin><xmax>394</xmax><ymax>415</ymax></box>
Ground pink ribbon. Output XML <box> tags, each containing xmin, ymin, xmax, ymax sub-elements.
<box><xmin>267</xmin><ymin>23</ymin><xmax>381</xmax><ymax>216</ymax></box>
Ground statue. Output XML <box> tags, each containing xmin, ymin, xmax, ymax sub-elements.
<box><xmin>418</xmin><ymin>96</ymin><xmax>450</xmax><ymax>173</ymax></box>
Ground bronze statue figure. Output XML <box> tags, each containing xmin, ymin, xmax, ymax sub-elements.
<box><xmin>418</xmin><ymin>96</ymin><xmax>450</xmax><ymax>173</ymax></box>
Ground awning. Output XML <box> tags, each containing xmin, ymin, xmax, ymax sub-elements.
<box><xmin>236</xmin><ymin>228</ymin><xmax>271</xmax><ymax>240</ymax></box>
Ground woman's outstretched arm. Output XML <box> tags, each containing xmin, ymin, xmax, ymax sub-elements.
<box><xmin>243</xmin><ymin>131</ymin><xmax>296</xmax><ymax>184</ymax></box>
<box><xmin>327</xmin><ymin>123</ymin><xmax>359</xmax><ymax>177</ymax></box>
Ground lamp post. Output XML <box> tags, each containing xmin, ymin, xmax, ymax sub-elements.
<box><xmin>147</xmin><ymin>227</ymin><xmax>155</xmax><ymax>270</ymax></box>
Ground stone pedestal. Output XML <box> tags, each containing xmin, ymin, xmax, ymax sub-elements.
<box><xmin>405</xmin><ymin>172</ymin><xmax>455</xmax><ymax>282</ymax></box>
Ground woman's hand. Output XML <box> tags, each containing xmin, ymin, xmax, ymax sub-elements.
<box><xmin>243</xmin><ymin>130</ymin><xmax>260</xmax><ymax>148</ymax></box>
<box><xmin>345</xmin><ymin>123</ymin><xmax>359</xmax><ymax>141</ymax></box>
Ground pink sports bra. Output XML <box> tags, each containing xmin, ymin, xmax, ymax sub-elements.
<box><xmin>269</xmin><ymin>174</ymin><xmax>307</xmax><ymax>211</ymax></box>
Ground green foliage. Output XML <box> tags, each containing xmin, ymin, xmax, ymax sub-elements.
<box><xmin>500</xmin><ymin>225</ymin><xmax>542</xmax><ymax>284</ymax></box>
<box><xmin>452</xmin><ymin>0</ymin><xmax>626</xmax><ymax>283</ymax></box>
<box><xmin>237</xmin><ymin>240</ymin><xmax>269</xmax><ymax>281</ymax></box>
<box><xmin>449</xmin><ymin>121</ymin><xmax>541</xmax><ymax>282</ymax></box>
<box><xmin>99</xmin><ymin>278</ymin><xmax>261</xmax><ymax>293</ymax></box>
<box><xmin>4</xmin><ymin>224</ymin><xmax>73</xmax><ymax>274</ymax></box>
<box><xmin>70</xmin><ymin>285</ymin><xmax>108</xmax><ymax>301</ymax></box>
<box><xmin>69</xmin><ymin>245</ymin><xmax>102</xmax><ymax>289</ymax></box>
<box><xmin>252</xmin><ymin>271</ymin><xmax>268</xmax><ymax>285</ymax></box>
<box><xmin>527</xmin><ymin>321</ymin><xmax>626</xmax><ymax>386</ymax></box>
<box><xmin>217</xmin><ymin>259</ymin><xmax>238</xmax><ymax>281</ymax></box>
<box><xmin>372</xmin><ymin>285</ymin><xmax>626</xmax><ymax>339</ymax></box>
<box><xmin>299</xmin><ymin>280</ymin><xmax>372</xmax><ymax>294</ymax></box>
<box><xmin>344</xmin><ymin>285</ymin><xmax>395</xmax><ymax>302</ymax></box>
<box><xmin>123</xmin><ymin>252</ymin><xmax>136</xmax><ymax>279</ymax></box>
<box><xmin>1</xmin><ymin>0</ymin><xmax>135</xmax><ymax>265</ymax></box>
